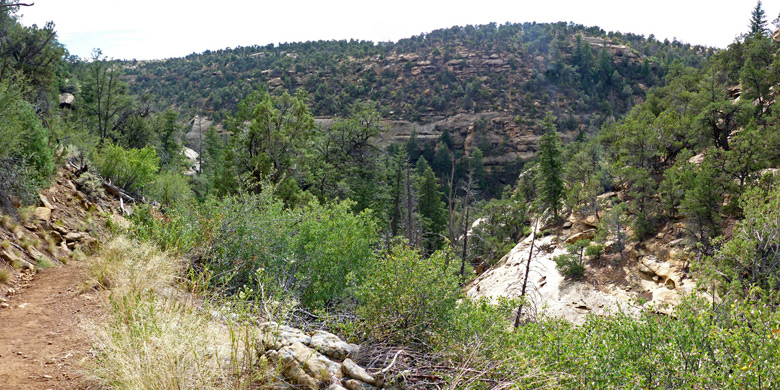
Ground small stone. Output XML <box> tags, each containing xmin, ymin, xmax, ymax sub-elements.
<box><xmin>0</xmin><ymin>302</ymin><xmax>9</xmax><ymax>309</ymax></box>
<box><xmin>42</xmin><ymin>374</ymin><xmax>52</xmax><ymax>379</ymax></box>
<box><xmin>342</xmin><ymin>359</ymin><xmax>376</xmax><ymax>385</ymax></box>
<box><xmin>344</xmin><ymin>379</ymin><xmax>377</xmax><ymax>390</ymax></box>
<box><xmin>39</xmin><ymin>194</ymin><xmax>55</xmax><ymax>210</ymax></box>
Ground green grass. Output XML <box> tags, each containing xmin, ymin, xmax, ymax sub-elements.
<box><xmin>34</xmin><ymin>257</ymin><xmax>53</xmax><ymax>269</ymax></box>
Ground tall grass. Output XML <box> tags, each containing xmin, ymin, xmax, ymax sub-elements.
<box><xmin>83</xmin><ymin>237</ymin><xmax>276</xmax><ymax>390</ymax></box>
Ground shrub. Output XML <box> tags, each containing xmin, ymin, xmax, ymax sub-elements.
<box><xmin>354</xmin><ymin>244</ymin><xmax>460</xmax><ymax>342</ymax></box>
<box><xmin>292</xmin><ymin>200</ymin><xmax>379</xmax><ymax>308</ymax></box>
<box><xmin>0</xmin><ymin>79</ymin><xmax>54</xmax><ymax>194</ymax></box>
<box><xmin>554</xmin><ymin>240</ymin><xmax>589</xmax><ymax>278</ymax></box>
<box><xmin>146</xmin><ymin>171</ymin><xmax>193</xmax><ymax>208</ymax></box>
<box><xmin>93</xmin><ymin>144</ymin><xmax>159</xmax><ymax>192</ymax></box>
<box><xmin>584</xmin><ymin>243</ymin><xmax>604</xmax><ymax>259</ymax></box>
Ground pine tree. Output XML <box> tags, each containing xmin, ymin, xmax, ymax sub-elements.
<box><xmin>537</xmin><ymin>113</ymin><xmax>564</xmax><ymax>219</ymax></box>
<box><xmin>749</xmin><ymin>0</ymin><xmax>769</xmax><ymax>38</ymax></box>
<box><xmin>415</xmin><ymin>158</ymin><xmax>447</xmax><ymax>252</ymax></box>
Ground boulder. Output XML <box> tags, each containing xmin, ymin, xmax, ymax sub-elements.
<box><xmin>311</xmin><ymin>330</ymin><xmax>359</xmax><ymax>360</ymax></box>
<box><xmin>342</xmin><ymin>358</ymin><xmax>376</xmax><ymax>385</ymax></box>
<box><xmin>1</xmin><ymin>249</ymin><xmax>34</xmax><ymax>271</ymax></box>
<box><xmin>33</xmin><ymin>207</ymin><xmax>52</xmax><ymax>223</ymax></box>
<box><xmin>64</xmin><ymin>232</ymin><xmax>91</xmax><ymax>243</ymax></box>
<box><xmin>565</xmin><ymin>229</ymin><xmax>596</xmax><ymax>244</ymax></box>
<box><xmin>290</xmin><ymin>341</ymin><xmax>343</xmax><ymax>382</ymax></box>
<box><xmin>260</xmin><ymin>322</ymin><xmax>312</xmax><ymax>349</ymax></box>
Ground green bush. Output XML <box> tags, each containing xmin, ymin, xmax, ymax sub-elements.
<box><xmin>554</xmin><ymin>240</ymin><xmax>588</xmax><ymax>278</ymax></box>
<box><xmin>584</xmin><ymin>243</ymin><xmax>604</xmax><ymax>259</ymax></box>
<box><xmin>0</xmin><ymin>79</ymin><xmax>55</xmax><ymax>206</ymax></box>
<box><xmin>293</xmin><ymin>200</ymin><xmax>379</xmax><ymax>308</ymax></box>
<box><xmin>93</xmin><ymin>144</ymin><xmax>159</xmax><ymax>192</ymax></box>
<box><xmin>131</xmin><ymin>189</ymin><xmax>380</xmax><ymax>309</ymax></box>
<box><xmin>146</xmin><ymin>171</ymin><xmax>193</xmax><ymax>207</ymax></box>
<box><xmin>354</xmin><ymin>245</ymin><xmax>460</xmax><ymax>342</ymax></box>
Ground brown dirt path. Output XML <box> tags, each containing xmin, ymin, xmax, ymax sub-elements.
<box><xmin>0</xmin><ymin>262</ymin><xmax>100</xmax><ymax>390</ymax></box>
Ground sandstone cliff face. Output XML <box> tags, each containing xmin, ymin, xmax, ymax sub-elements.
<box><xmin>467</xmin><ymin>212</ymin><xmax>698</xmax><ymax>324</ymax></box>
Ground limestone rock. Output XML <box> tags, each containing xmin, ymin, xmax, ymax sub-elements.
<box><xmin>311</xmin><ymin>330</ymin><xmax>359</xmax><ymax>360</ymax></box>
<box><xmin>269</xmin><ymin>348</ymin><xmax>319</xmax><ymax>390</ymax></box>
<box><xmin>1</xmin><ymin>250</ymin><xmax>34</xmax><ymax>271</ymax></box>
<box><xmin>289</xmin><ymin>341</ymin><xmax>343</xmax><ymax>382</ymax></box>
<box><xmin>33</xmin><ymin>207</ymin><xmax>52</xmax><ymax>223</ymax></box>
<box><xmin>39</xmin><ymin>194</ymin><xmax>55</xmax><ymax>209</ymax></box>
<box><xmin>342</xmin><ymin>358</ymin><xmax>376</xmax><ymax>385</ymax></box>
<box><xmin>344</xmin><ymin>379</ymin><xmax>377</xmax><ymax>390</ymax></box>
<box><xmin>566</xmin><ymin>229</ymin><xmax>596</xmax><ymax>244</ymax></box>
<box><xmin>64</xmin><ymin>232</ymin><xmax>90</xmax><ymax>243</ymax></box>
<box><xmin>328</xmin><ymin>384</ymin><xmax>348</xmax><ymax>390</ymax></box>
<box><xmin>260</xmin><ymin>322</ymin><xmax>312</xmax><ymax>349</ymax></box>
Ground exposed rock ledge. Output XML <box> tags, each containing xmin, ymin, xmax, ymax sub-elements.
<box><xmin>467</xmin><ymin>215</ymin><xmax>697</xmax><ymax>324</ymax></box>
<box><xmin>257</xmin><ymin>322</ymin><xmax>384</xmax><ymax>390</ymax></box>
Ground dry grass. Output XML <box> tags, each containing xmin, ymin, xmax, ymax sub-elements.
<box><xmin>1</xmin><ymin>215</ymin><xmax>16</xmax><ymax>230</ymax></box>
<box><xmin>0</xmin><ymin>267</ymin><xmax>10</xmax><ymax>283</ymax></box>
<box><xmin>17</xmin><ymin>206</ymin><xmax>34</xmax><ymax>224</ymax></box>
<box><xmin>83</xmin><ymin>236</ymin><xmax>270</xmax><ymax>390</ymax></box>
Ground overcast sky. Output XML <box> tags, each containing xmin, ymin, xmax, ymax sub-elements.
<box><xmin>18</xmin><ymin>0</ymin><xmax>780</xmax><ymax>61</ymax></box>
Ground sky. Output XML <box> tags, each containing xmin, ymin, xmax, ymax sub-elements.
<box><xmin>17</xmin><ymin>0</ymin><xmax>780</xmax><ymax>61</ymax></box>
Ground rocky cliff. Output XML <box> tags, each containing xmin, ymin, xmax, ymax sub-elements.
<box><xmin>467</xmin><ymin>200</ymin><xmax>699</xmax><ymax>323</ymax></box>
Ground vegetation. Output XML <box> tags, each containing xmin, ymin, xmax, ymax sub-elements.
<box><xmin>3</xmin><ymin>1</ymin><xmax>780</xmax><ymax>388</ymax></box>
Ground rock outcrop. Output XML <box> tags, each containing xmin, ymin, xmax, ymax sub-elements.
<box><xmin>467</xmin><ymin>213</ymin><xmax>695</xmax><ymax>323</ymax></box>
<box><xmin>258</xmin><ymin>322</ymin><xmax>380</xmax><ymax>390</ymax></box>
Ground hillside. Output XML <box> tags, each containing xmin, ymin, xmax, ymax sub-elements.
<box><xmin>117</xmin><ymin>22</ymin><xmax>713</xmax><ymax>185</ymax></box>
<box><xmin>4</xmin><ymin>1</ymin><xmax>780</xmax><ymax>388</ymax></box>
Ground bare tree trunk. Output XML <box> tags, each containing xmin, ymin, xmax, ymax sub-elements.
<box><xmin>447</xmin><ymin>150</ymin><xmax>456</xmax><ymax>245</ymax></box>
<box><xmin>405</xmin><ymin>163</ymin><xmax>415</xmax><ymax>246</ymax></box>
<box><xmin>460</xmin><ymin>172</ymin><xmax>473</xmax><ymax>284</ymax></box>
<box><xmin>514</xmin><ymin>218</ymin><xmax>538</xmax><ymax>328</ymax></box>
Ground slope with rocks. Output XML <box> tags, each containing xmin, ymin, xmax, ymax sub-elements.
<box><xmin>0</xmin><ymin>166</ymin><xmax>383</xmax><ymax>390</ymax></box>
<box><xmin>468</xmin><ymin>200</ymin><xmax>697</xmax><ymax>324</ymax></box>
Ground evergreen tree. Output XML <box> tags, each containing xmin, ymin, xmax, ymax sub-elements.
<box><xmin>416</xmin><ymin>158</ymin><xmax>447</xmax><ymax>252</ymax></box>
<box><xmin>537</xmin><ymin>113</ymin><xmax>564</xmax><ymax>218</ymax></box>
<box><xmin>749</xmin><ymin>0</ymin><xmax>770</xmax><ymax>38</ymax></box>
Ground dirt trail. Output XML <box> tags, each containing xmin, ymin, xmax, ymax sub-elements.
<box><xmin>0</xmin><ymin>262</ymin><xmax>100</xmax><ymax>390</ymax></box>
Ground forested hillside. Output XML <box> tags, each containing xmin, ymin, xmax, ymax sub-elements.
<box><xmin>3</xmin><ymin>0</ymin><xmax>780</xmax><ymax>388</ymax></box>
<box><xmin>119</xmin><ymin>22</ymin><xmax>712</xmax><ymax>125</ymax></box>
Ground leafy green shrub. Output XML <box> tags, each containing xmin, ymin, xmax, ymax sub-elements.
<box><xmin>554</xmin><ymin>240</ymin><xmax>588</xmax><ymax>278</ymax></box>
<box><xmin>293</xmin><ymin>200</ymin><xmax>379</xmax><ymax>307</ymax></box>
<box><xmin>131</xmin><ymin>189</ymin><xmax>380</xmax><ymax>309</ymax></box>
<box><xmin>354</xmin><ymin>245</ymin><xmax>460</xmax><ymax>342</ymax></box>
<box><xmin>584</xmin><ymin>243</ymin><xmax>604</xmax><ymax>259</ymax></box>
<box><xmin>710</xmin><ymin>184</ymin><xmax>780</xmax><ymax>295</ymax></box>
<box><xmin>0</xmin><ymin>79</ymin><xmax>55</xmax><ymax>206</ymax></box>
<box><xmin>93</xmin><ymin>144</ymin><xmax>159</xmax><ymax>191</ymax></box>
<box><xmin>146</xmin><ymin>171</ymin><xmax>193</xmax><ymax>207</ymax></box>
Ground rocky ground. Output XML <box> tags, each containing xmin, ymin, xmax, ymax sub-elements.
<box><xmin>468</xmin><ymin>195</ymin><xmax>698</xmax><ymax>323</ymax></box>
